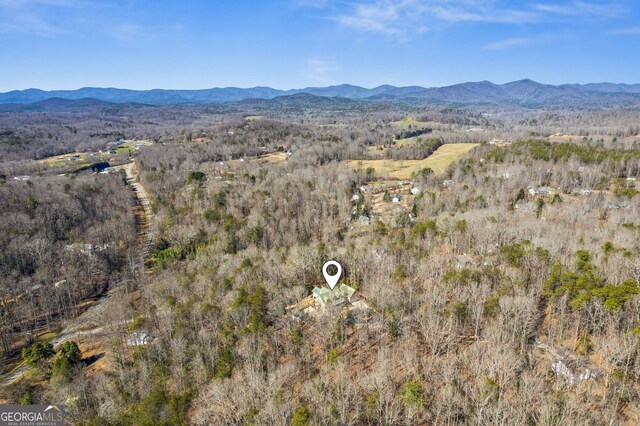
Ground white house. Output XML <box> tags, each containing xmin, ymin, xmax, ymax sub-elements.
<box><xmin>127</xmin><ymin>332</ymin><xmax>150</xmax><ymax>347</ymax></box>
<box><xmin>529</xmin><ymin>187</ymin><xmax>554</xmax><ymax>196</ymax></box>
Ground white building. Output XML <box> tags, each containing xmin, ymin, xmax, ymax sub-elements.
<box><xmin>127</xmin><ymin>332</ymin><xmax>150</xmax><ymax>347</ymax></box>
<box><xmin>528</xmin><ymin>187</ymin><xmax>554</xmax><ymax>196</ymax></box>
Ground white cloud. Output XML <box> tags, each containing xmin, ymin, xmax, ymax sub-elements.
<box><xmin>334</xmin><ymin>0</ymin><xmax>433</xmax><ymax>37</ymax></box>
<box><xmin>335</xmin><ymin>1</ymin><xmax>403</xmax><ymax>35</ymax></box>
<box><xmin>303</xmin><ymin>59</ymin><xmax>339</xmax><ymax>83</ymax></box>
<box><xmin>531</xmin><ymin>1</ymin><xmax>625</xmax><ymax>18</ymax></box>
<box><xmin>0</xmin><ymin>0</ymin><xmax>80</xmax><ymax>35</ymax></box>
<box><xmin>430</xmin><ymin>4</ymin><xmax>537</xmax><ymax>24</ymax></box>
<box><xmin>0</xmin><ymin>9</ymin><xmax>67</xmax><ymax>35</ymax></box>
<box><xmin>333</xmin><ymin>0</ymin><xmax>537</xmax><ymax>38</ymax></box>
<box><xmin>484</xmin><ymin>37</ymin><xmax>533</xmax><ymax>49</ymax></box>
<box><xmin>331</xmin><ymin>0</ymin><xmax>625</xmax><ymax>38</ymax></box>
<box><xmin>0</xmin><ymin>0</ymin><xmax>175</xmax><ymax>45</ymax></box>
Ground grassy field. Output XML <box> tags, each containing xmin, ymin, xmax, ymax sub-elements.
<box><xmin>37</xmin><ymin>140</ymin><xmax>151</xmax><ymax>167</ymax></box>
<box><xmin>366</xmin><ymin>135</ymin><xmax>421</xmax><ymax>155</ymax></box>
<box><xmin>347</xmin><ymin>143</ymin><xmax>479</xmax><ymax>179</ymax></box>
<box><xmin>258</xmin><ymin>152</ymin><xmax>289</xmax><ymax>163</ymax></box>
<box><xmin>37</xmin><ymin>152</ymin><xmax>96</xmax><ymax>167</ymax></box>
<box><xmin>547</xmin><ymin>134</ymin><xmax>585</xmax><ymax>142</ymax></box>
<box><xmin>392</xmin><ymin>115</ymin><xmax>427</xmax><ymax>127</ymax></box>
<box><xmin>394</xmin><ymin>136</ymin><xmax>417</xmax><ymax>146</ymax></box>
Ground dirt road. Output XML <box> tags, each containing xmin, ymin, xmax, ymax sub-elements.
<box><xmin>121</xmin><ymin>162</ymin><xmax>155</xmax><ymax>262</ymax></box>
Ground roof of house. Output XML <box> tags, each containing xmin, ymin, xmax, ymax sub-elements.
<box><xmin>312</xmin><ymin>284</ymin><xmax>356</xmax><ymax>307</ymax></box>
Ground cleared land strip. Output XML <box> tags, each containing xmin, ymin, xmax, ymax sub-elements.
<box><xmin>122</xmin><ymin>162</ymin><xmax>155</xmax><ymax>262</ymax></box>
<box><xmin>348</xmin><ymin>143</ymin><xmax>479</xmax><ymax>179</ymax></box>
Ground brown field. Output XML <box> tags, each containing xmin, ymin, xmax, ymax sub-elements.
<box><xmin>347</xmin><ymin>143</ymin><xmax>479</xmax><ymax>179</ymax></box>
<box><xmin>257</xmin><ymin>152</ymin><xmax>289</xmax><ymax>163</ymax></box>
<box><xmin>548</xmin><ymin>134</ymin><xmax>584</xmax><ymax>142</ymax></box>
<box><xmin>392</xmin><ymin>115</ymin><xmax>427</xmax><ymax>127</ymax></box>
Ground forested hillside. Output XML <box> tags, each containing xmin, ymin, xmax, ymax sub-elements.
<box><xmin>1</xmin><ymin>103</ymin><xmax>640</xmax><ymax>425</ymax></box>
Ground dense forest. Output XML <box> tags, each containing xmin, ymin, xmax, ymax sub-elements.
<box><xmin>1</xmin><ymin>101</ymin><xmax>640</xmax><ymax>425</ymax></box>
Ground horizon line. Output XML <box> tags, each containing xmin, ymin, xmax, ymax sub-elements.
<box><xmin>3</xmin><ymin>79</ymin><xmax>640</xmax><ymax>93</ymax></box>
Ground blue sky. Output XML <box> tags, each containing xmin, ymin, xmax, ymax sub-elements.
<box><xmin>0</xmin><ymin>0</ymin><xmax>639</xmax><ymax>91</ymax></box>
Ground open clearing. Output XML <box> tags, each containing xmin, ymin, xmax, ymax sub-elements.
<box><xmin>394</xmin><ymin>136</ymin><xmax>417</xmax><ymax>146</ymax></box>
<box><xmin>367</xmin><ymin>135</ymin><xmax>430</xmax><ymax>155</ymax></box>
<box><xmin>257</xmin><ymin>152</ymin><xmax>289</xmax><ymax>163</ymax></box>
<box><xmin>347</xmin><ymin>143</ymin><xmax>479</xmax><ymax>179</ymax></box>
<box><xmin>37</xmin><ymin>139</ymin><xmax>151</xmax><ymax>167</ymax></box>
<box><xmin>547</xmin><ymin>134</ymin><xmax>584</xmax><ymax>142</ymax></box>
<box><xmin>392</xmin><ymin>115</ymin><xmax>427</xmax><ymax>127</ymax></box>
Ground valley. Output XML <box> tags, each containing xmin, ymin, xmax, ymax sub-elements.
<box><xmin>0</xmin><ymin>95</ymin><xmax>639</xmax><ymax>425</ymax></box>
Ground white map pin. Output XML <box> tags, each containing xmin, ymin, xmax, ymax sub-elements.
<box><xmin>322</xmin><ymin>260</ymin><xmax>342</xmax><ymax>290</ymax></box>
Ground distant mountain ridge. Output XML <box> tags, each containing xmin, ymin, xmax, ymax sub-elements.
<box><xmin>0</xmin><ymin>97</ymin><xmax>144</xmax><ymax>113</ymax></box>
<box><xmin>2</xmin><ymin>80</ymin><xmax>640</xmax><ymax>107</ymax></box>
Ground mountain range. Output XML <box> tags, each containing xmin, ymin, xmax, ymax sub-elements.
<box><xmin>2</xmin><ymin>79</ymin><xmax>640</xmax><ymax>108</ymax></box>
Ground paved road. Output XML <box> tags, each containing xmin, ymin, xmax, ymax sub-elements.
<box><xmin>1</xmin><ymin>161</ymin><xmax>154</xmax><ymax>387</ymax></box>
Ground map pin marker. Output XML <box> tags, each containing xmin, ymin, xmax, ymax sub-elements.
<box><xmin>322</xmin><ymin>260</ymin><xmax>342</xmax><ymax>290</ymax></box>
